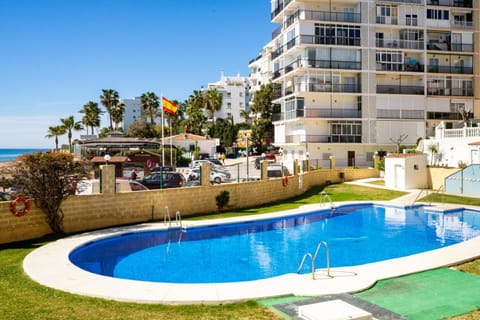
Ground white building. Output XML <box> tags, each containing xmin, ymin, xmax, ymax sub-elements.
<box><xmin>207</xmin><ymin>71</ymin><xmax>251</xmax><ymax>124</ymax></box>
<box><xmin>384</xmin><ymin>153</ymin><xmax>428</xmax><ymax>189</ymax></box>
<box><xmin>121</xmin><ymin>97</ymin><xmax>143</xmax><ymax>132</ymax></box>
<box><xmin>251</xmin><ymin>0</ymin><xmax>478</xmax><ymax>169</ymax></box>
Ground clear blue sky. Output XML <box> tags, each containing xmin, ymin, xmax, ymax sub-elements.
<box><xmin>0</xmin><ymin>0</ymin><xmax>273</xmax><ymax>148</ymax></box>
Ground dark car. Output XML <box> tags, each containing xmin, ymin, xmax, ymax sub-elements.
<box><xmin>139</xmin><ymin>172</ymin><xmax>185</xmax><ymax>189</ymax></box>
<box><xmin>255</xmin><ymin>156</ymin><xmax>266</xmax><ymax>169</ymax></box>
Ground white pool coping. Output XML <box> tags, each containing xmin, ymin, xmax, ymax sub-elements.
<box><xmin>23</xmin><ymin>201</ymin><xmax>480</xmax><ymax>305</ymax></box>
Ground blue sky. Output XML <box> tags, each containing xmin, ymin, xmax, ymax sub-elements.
<box><xmin>0</xmin><ymin>0</ymin><xmax>273</xmax><ymax>148</ymax></box>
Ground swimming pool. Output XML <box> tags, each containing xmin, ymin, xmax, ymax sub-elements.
<box><xmin>69</xmin><ymin>204</ymin><xmax>480</xmax><ymax>284</ymax></box>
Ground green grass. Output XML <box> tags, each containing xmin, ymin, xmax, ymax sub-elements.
<box><xmin>0</xmin><ymin>183</ymin><xmax>478</xmax><ymax>320</ymax></box>
<box><xmin>188</xmin><ymin>183</ymin><xmax>407</xmax><ymax>220</ymax></box>
<box><xmin>419</xmin><ymin>193</ymin><xmax>480</xmax><ymax>206</ymax></box>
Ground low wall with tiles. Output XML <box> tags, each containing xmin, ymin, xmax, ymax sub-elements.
<box><xmin>0</xmin><ymin>167</ymin><xmax>378</xmax><ymax>244</ymax></box>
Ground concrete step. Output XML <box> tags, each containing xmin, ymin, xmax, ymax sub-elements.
<box><xmin>298</xmin><ymin>299</ymin><xmax>373</xmax><ymax>320</ymax></box>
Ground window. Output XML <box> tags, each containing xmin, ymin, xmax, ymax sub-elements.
<box><xmin>330</xmin><ymin>121</ymin><xmax>362</xmax><ymax>143</ymax></box>
<box><xmin>406</xmin><ymin>14</ymin><xmax>417</xmax><ymax>26</ymax></box>
<box><xmin>227</xmin><ymin>92</ymin><xmax>231</xmax><ymax>98</ymax></box>
<box><xmin>427</xmin><ymin>9</ymin><xmax>449</xmax><ymax>20</ymax></box>
<box><xmin>227</xmin><ymin>102</ymin><xmax>232</xmax><ymax>109</ymax></box>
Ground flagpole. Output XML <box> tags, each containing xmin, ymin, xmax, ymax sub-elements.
<box><xmin>161</xmin><ymin>95</ymin><xmax>165</xmax><ymax>166</ymax></box>
<box><xmin>170</xmin><ymin>116</ymin><xmax>173</xmax><ymax>166</ymax></box>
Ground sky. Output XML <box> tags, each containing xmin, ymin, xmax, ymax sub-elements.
<box><xmin>0</xmin><ymin>0</ymin><xmax>274</xmax><ymax>148</ymax></box>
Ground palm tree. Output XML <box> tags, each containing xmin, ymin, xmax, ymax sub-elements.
<box><xmin>110</xmin><ymin>101</ymin><xmax>125</xmax><ymax>130</ymax></box>
<box><xmin>240</xmin><ymin>109</ymin><xmax>251</xmax><ymax>123</ymax></box>
<box><xmin>60</xmin><ymin>116</ymin><xmax>83</xmax><ymax>152</ymax></box>
<box><xmin>140</xmin><ymin>92</ymin><xmax>159</xmax><ymax>125</ymax></box>
<box><xmin>79</xmin><ymin>101</ymin><xmax>103</xmax><ymax>135</ymax></box>
<box><xmin>100</xmin><ymin>89</ymin><xmax>119</xmax><ymax>130</ymax></box>
<box><xmin>45</xmin><ymin>125</ymin><xmax>66</xmax><ymax>152</ymax></box>
<box><xmin>204</xmin><ymin>88</ymin><xmax>223</xmax><ymax>126</ymax></box>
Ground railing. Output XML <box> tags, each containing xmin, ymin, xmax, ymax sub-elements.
<box><xmin>377</xmin><ymin>85</ymin><xmax>424</xmax><ymax>95</ymax></box>
<box><xmin>163</xmin><ymin>206</ymin><xmax>183</xmax><ymax>228</ymax></box>
<box><xmin>319</xmin><ymin>191</ymin><xmax>335</xmax><ymax>208</ymax></box>
<box><xmin>411</xmin><ymin>185</ymin><xmax>429</xmax><ymax>206</ymax></box>
<box><xmin>427</xmin><ymin>65</ymin><xmax>473</xmax><ymax>74</ymax></box>
<box><xmin>426</xmin><ymin>0</ymin><xmax>472</xmax><ymax>8</ymax></box>
<box><xmin>297</xmin><ymin>241</ymin><xmax>331</xmax><ymax>280</ymax></box>
<box><xmin>376</xmin><ymin>39</ymin><xmax>424</xmax><ymax>50</ymax></box>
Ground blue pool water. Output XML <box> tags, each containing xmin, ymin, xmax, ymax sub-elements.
<box><xmin>69</xmin><ymin>204</ymin><xmax>480</xmax><ymax>283</ymax></box>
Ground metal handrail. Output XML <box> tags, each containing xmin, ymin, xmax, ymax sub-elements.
<box><xmin>429</xmin><ymin>185</ymin><xmax>445</xmax><ymax>206</ymax></box>
<box><xmin>297</xmin><ymin>241</ymin><xmax>331</xmax><ymax>279</ymax></box>
<box><xmin>411</xmin><ymin>184</ymin><xmax>429</xmax><ymax>206</ymax></box>
<box><xmin>175</xmin><ymin>210</ymin><xmax>182</xmax><ymax>228</ymax></box>
<box><xmin>164</xmin><ymin>206</ymin><xmax>171</xmax><ymax>226</ymax></box>
<box><xmin>319</xmin><ymin>191</ymin><xmax>335</xmax><ymax>209</ymax></box>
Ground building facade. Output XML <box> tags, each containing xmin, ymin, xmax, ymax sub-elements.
<box><xmin>121</xmin><ymin>97</ymin><xmax>143</xmax><ymax>132</ymax></box>
<box><xmin>207</xmin><ymin>71</ymin><xmax>252</xmax><ymax>124</ymax></box>
<box><xmin>257</xmin><ymin>0</ymin><xmax>478</xmax><ymax>168</ymax></box>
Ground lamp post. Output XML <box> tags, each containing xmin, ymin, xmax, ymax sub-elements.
<box><xmin>104</xmin><ymin>154</ymin><xmax>111</xmax><ymax>165</ymax></box>
<box><xmin>245</xmin><ymin>135</ymin><xmax>249</xmax><ymax>181</ymax></box>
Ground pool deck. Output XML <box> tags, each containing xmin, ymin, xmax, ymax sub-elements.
<box><xmin>23</xmin><ymin>183</ymin><xmax>480</xmax><ymax>305</ymax></box>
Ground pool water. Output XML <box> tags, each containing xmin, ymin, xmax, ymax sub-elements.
<box><xmin>69</xmin><ymin>204</ymin><xmax>480</xmax><ymax>283</ymax></box>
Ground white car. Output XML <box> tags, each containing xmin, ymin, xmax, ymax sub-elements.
<box><xmin>188</xmin><ymin>169</ymin><xmax>228</xmax><ymax>184</ymax></box>
<box><xmin>75</xmin><ymin>179</ymin><xmax>148</xmax><ymax>195</ymax></box>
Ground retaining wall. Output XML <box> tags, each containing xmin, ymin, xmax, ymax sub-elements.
<box><xmin>0</xmin><ymin>167</ymin><xmax>378</xmax><ymax>244</ymax></box>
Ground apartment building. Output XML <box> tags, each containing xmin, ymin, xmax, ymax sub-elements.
<box><xmin>257</xmin><ymin>0</ymin><xmax>478</xmax><ymax>168</ymax></box>
<box><xmin>121</xmin><ymin>97</ymin><xmax>143</xmax><ymax>133</ymax></box>
<box><xmin>207</xmin><ymin>71</ymin><xmax>252</xmax><ymax>124</ymax></box>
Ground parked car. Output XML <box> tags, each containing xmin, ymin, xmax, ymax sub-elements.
<box><xmin>188</xmin><ymin>168</ymin><xmax>228</xmax><ymax>184</ymax></box>
<box><xmin>139</xmin><ymin>172</ymin><xmax>186</xmax><ymax>189</ymax></box>
<box><xmin>265</xmin><ymin>153</ymin><xmax>276</xmax><ymax>162</ymax></box>
<box><xmin>151</xmin><ymin>165</ymin><xmax>175</xmax><ymax>172</ymax></box>
<box><xmin>267</xmin><ymin>165</ymin><xmax>290</xmax><ymax>178</ymax></box>
<box><xmin>203</xmin><ymin>158</ymin><xmax>223</xmax><ymax>166</ymax></box>
<box><xmin>75</xmin><ymin>179</ymin><xmax>149</xmax><ymax>195</ymax></box>
<box><xmin>191</xmin><ymin>162</ymin><xmax>231</xmax><ymax>179</ymax></box>
<box><xmin>255</xmin><ymin>154</ymin><xmax>276</xmax><ymax>169</ymax></box>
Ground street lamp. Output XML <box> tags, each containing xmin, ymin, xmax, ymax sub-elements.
<box><xmin>104</xmin><ymin>154</ymin><xmax>111</xmax><ymax>165</ymax></box>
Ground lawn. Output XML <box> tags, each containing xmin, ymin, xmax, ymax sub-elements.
<box><xmin>0</xmin><ymin>183</ymin><xmax>479</xmax><ymax>320</ymax></box>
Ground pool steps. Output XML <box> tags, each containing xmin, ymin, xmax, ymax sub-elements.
<box><xmin>297</xmin><ymin>241</ymin><xmax>332</xmax><ymax>280</ymax></box>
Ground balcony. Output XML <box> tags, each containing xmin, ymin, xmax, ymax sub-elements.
<box><xmin>426</xmin><ymin>0</ymin><xmax>472</xmax><ymax>8</ymax></box>
<box><xmin>376</xmin><ymin>39</ymin><xmax>424</xmax><ymax>50</ymax></box>
<box><xmin>427</xmin><ymin>65</ymin><xmax>473</xmax><ymax>74</ymax></box>
<box><xmin>286</xmin><ymin>134</ymin><xmax>331</xmax><ymax>143</ymax></box>
<box><xmin>303</xmin><ymin>10</ymin><xmax>361</xmax><ymax>24</ymax></box>
<box><xmin>300</xmin><ymin>35</ymin><xmax>361</xmax><ymax>47</ymax></box>
<box><xmin>308</xmin><ymin>83</ymin><xmax>362</xmax><ymax>93</ymax></box>
<box><xmin>427</xmin><ymin>87</ymin><xmax>473</xmax><ymax>96</ymax></box>
<box><xmin>376</xmin><ymin>63</ymin><xmax>425</xmax><ymax>72</ymax></box>
<box><xmin>377</xmin><ymin>85</ymin><xmax>424</xmax><ymax>94</ymax></box>
<box><xmin>427</xmin><ymin>42</ymin><xmax>473</xmax><ymax>52</ymax></box>
<box><xmin>305</xmin><ymin>108</ymin><xmax>362</xmax><ymax>119</ymax></box>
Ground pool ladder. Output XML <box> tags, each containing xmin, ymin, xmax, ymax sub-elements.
<box><xmin>297</xmin><ymin>241</ymin><xmax>331</xmax><ymax>280</ymax></box>
<box><xmin>163</xmin><ymin>206</ymin><xmax>183</xmax><ymax>229</ymax></box>
<box><xmin>319</xmin><ymin>191</ymin><xmax>335</xmax><ymax>210</ymax></box>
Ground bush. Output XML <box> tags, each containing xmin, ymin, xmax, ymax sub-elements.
<box><xmin>215</xmin><ymin>190</ymin><xmax>230</xmax><ymax>211</ymax></box>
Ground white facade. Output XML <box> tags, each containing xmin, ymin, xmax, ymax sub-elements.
<box><xmin>257</xmin><ymin>0</ymin><xmax>478</xmax><ymax>169</ymax></box>
<box><xmin>420</xmin><ymin>121</ymin><xmax>480</xmax><ymax>167</ymax></box>
<box><xmin>122</xmin><ymin>97</ymin><xmax>143</xmax><ymax>132</ymax></box>
<box><xmin>207</xmin><ymin>71</ymin><xmax>251</xmax><ymax>124</ymax></box>
<box><xmin>384</xmin><ymin>153</ymin><xmax>428</xmax><ymax>189</ymax></box>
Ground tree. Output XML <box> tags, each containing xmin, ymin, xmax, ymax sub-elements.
<box><xmin>389</xmin><ymin>134</ymin><xmax>408</xmax><ymax>153</ymax></box>
<box><xmin>250</xmin><ymin>83</ymin><xmax>276</xmax><ymax>151</ymax></box>
<box><xmin>45</xmin><ymin>125</ymin><xmax>66</xmax><ymax>152</ymax></box>
<box><xmin>140</xmin><ymin>92</ymin><xmax>160</xmax><ymax>125</ymax></box>
<box><xmin>100</xmin><ymin>89</ymin><xmax>119</xmax><ymax>130</ymax></box>
<box><xmin>127</xmin><ymin>119</ymin><xmax>158</xmax><ymax>138</ymax></box>
<box><xmin>79</xmin><ymin>101</ymin><xmax>103</xmax><ymax>135</ymax></box>
<box><xmin>13</xmin><ymin>152</ymin><xmax>89</xmax><ymax>234</ymax></box>
<box><xmin>110</xmin><ymin>101</ymin><xmax>125</xmax><ymax>130</ymax></box>
<box><xmin>428</xmin><ymin>142</ymin><xmax>439</xmax><ymax>166</ymax></box>
<box><xmin>204</xmin><ymin>88</ymin><xmax>223</xmax><ymax>126</ymax></box>
<box><xmin>60</xmin><ymin>115</ymin><xmax>83</xmax><ymax>151</ymax></box>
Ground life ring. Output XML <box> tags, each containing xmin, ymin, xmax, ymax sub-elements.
<box><xmin>282</xmin><ymin>176</ymin><xmax>288</xmax><ymax>187</ymax></box>
<box><xmin>11</xmin><ymin>196</ymin><xmax>30</xmax><ymax>217</ymax></box>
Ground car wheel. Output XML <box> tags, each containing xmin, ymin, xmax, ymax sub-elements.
<box><xmin>214</xmin><ymin>177</ymin><xmax>221</xmax><ymax>184</ymax></box>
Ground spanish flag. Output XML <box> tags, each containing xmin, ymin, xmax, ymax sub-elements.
<box><xmin>162</xmin><ymin>96</ymin><xmax>178</xmax><ymax>115</ymax></box>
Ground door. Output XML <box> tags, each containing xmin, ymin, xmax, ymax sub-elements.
<box><xmin>348</xmin><ymin>151</ymin><xmax>355</xmax><ymax>167</ymax></box>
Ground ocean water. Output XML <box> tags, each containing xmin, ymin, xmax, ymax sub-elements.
<box><xmin>0</xmin><ymin>148</ymin><xmax>48</xmax><ymax>162</ymax></box>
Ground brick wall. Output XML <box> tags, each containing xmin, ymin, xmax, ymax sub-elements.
<box><xmin>0</xmin><ymin>167</ymin><xmax>379</xmax><ymax>244</ymax></box>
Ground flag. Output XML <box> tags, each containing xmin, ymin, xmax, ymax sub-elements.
<box><xmin>162</xmin><ymin>96</ymin><xmax>178</xmax><ymax>115</ymax></box>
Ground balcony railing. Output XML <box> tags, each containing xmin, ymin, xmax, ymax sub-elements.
<box><xmin>427</xmin><ymin>87</ymin><xmax>473</xmax><ymax>96</ymax></box>
<box><xmin>304</xmin><ymin>10</ymin><xmax>361</xmax><ymax>23</ymax></box>
<box><xmin>376</xmin><ymin>63</ymin><xmax>425</xmax><ymax>72</ymax></box>
<box><xmin>377</xmin><ymin>85</ymin><xmax>424</xmax><ymax>94</ymax></box>
<box><xmin>427</xmin><ymin>42</ymin><xmax>473</xmax><ymax>52</ymax></box>
<box><xmin>452</xmin><ymin>20</ymin><xmax>473</xmax><ymax>29</ymax></box>
<box><xmin>426</xmin><ymin>0</ymin><xmax>472</xmax><ymax>8</ymax></box>
<box><xmin>300</xmin><ymin>35</ymin><xmax>361</xmax><ymax>47</ymax></box>
<box><xmin>381</xmin><ymin>0</ymin><xmax>422</xmax><ymax>4</ymax></box>
<box><xmin>308</xmin><ymin>83</ymin><xmax>362</xmax><ymax>93</ymax></box>
<box><xmin>305</xmin><ymin>108</ymin><xmax>362</xmax><ymax>118</ymax></box>
<box><xmin>427</xmin><ymin>65</ymin><xmax>473</xmax><ymax>74</ymax></box>
<box><xmin>376</xmin><ymin>39</ymin><xmax>424</xmax><ymax>50</ymax></box>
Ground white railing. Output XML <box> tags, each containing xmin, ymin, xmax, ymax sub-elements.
<box><xmin>437</xmin><ymin>125</ymin><xmax>480</xmax><ymax>139</ymax></box>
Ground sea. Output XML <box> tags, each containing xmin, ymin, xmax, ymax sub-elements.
<box><xmin>0</xmin><ymin>148</ymin><xmax>49</xmax><ymax>163</ymax></box>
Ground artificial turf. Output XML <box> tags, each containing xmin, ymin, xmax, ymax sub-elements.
<box><xmin>354</xmin><ymin>268</ymin><xmax>480</xmax><ymax>320</ymax></box>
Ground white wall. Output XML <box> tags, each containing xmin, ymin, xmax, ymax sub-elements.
<box><xmin>385</xmin><ymin>154</ymin><xmax>428</xmax><ymax>189</ymax></box>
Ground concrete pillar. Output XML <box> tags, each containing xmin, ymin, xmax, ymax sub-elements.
<box><xmin>201</xmin><ymin>163</ymin><xmax>211</xmax><ymax>187</ymax></box>
<box><xmin>261</xmin><ymin>160</ymin><xmax>268</xmax><ymax>180</ymax></box>
<box><xmin>100</xmin><ymin>165</ymin><xmax>116</xmax><ymax>194</ymax></box>
<box><xmin>293</xmin><ymin>159</ymin><xmax>299</xmax><ymax>175</ymax></box>
<box><xmin>329</xmin><ymin>156</ymin><xmax>336</xmax><ymax>170</ymax></box>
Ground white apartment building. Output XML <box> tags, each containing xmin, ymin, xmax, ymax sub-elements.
<box><xmin>207</xmin><ymin>71</ymin><xmax>252</xmax><ymax>124</ymax></box>
<box><xmin>256</xmin><ymin>0</ymin><xmax>478</xmax><ymax>169</ymax></box>
<box><xmin>121</xmin><ymin>97</ymin><xmax>143</xmax><ymax>132</ymax></box>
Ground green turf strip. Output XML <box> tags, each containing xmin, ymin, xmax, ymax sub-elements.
<box><xmin>354</xmin><ymin>268</ymin><xmax>480</xmax><ymax>320</ymax></box>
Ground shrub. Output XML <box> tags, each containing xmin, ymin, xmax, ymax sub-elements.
<box><xmin>215</xmin><ymin>190</ymin><xmax>230</xmax><ymax>211</ymax></box>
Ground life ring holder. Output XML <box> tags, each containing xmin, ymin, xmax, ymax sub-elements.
<box><xmin>11</xmin><ymin>196</ymin><xmax>31</xmax><ymax>217</ymax></box>
<box><xmin>282</xmin><ymin>176</ymin><xmax>288</xmax><ymax>187</ymax></box>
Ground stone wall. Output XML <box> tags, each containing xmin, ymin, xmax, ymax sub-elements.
<box><xmin>0</xmin><ymin>168</ymin><xmax>378</xmax><ymax>244</ymax></box>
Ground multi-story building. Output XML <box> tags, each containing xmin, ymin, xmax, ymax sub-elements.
<box><xmin>121</xmin><ymin>97</ymin><xmax>143</xmax><ymax>132</ymax></box>
<box><xmin>258</xmin><ymin>0</ymin><xmax>478</xmax><ymax>168</ymax></box>
<box><xmin>207</xmin><ymin>71</ymin><xmax>252</xmax><ymax>124</ymax></box>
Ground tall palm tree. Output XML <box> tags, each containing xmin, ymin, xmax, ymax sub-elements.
<box><xmin>140</xmin><ymin>92</ymin><xmax>159</xmax><ymax>125</ymax></box>
<box><xmin>45</xmin><ymin>125</ymin><xmax>66</xmax><ymax>152</ymax></box>
<box><xmin>204</xmin><ymin>88</ymin><xmax>223</xmax><ymax>126</ymax></box>
<box><xmin>100</xmin><ymin>89</ymin><xmax>119</xmax><ymax>130</ymax></box>
<box><xmin>60</xmin><ymin>116</ymin><xmax>84</xmax><ymax>152</ymax></box>
<box><xmin>110</xmin><ymin>101</ymin><xmax>125</xmax><ymax>131</ymax></box>
<box><xmin>79</xmin><ymin>101</ymin><xmax>103</xmax><ymax>135</ymax></box>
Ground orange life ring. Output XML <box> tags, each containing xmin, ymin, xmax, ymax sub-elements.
<box><xmin>11</xmin><ymin>196</ymin><xmax>30</xmax><ymax>217</ymax></box>
<box><xmin>282</xmin><ymin>176</ymin><xmax>288</xmax><ymax>187</ymax></box>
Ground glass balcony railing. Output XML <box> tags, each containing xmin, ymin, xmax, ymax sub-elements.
<box><xmin>377</xmin><ymin>85</ymin><xmax>424</xmax><ymax>94</ymax></box>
